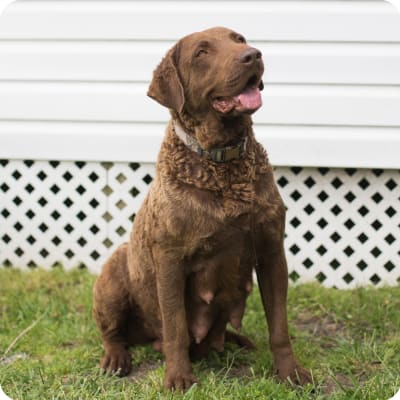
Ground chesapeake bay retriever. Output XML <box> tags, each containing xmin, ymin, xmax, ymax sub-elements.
<box><xmin>93</xmin><ymin>27</ymin><xmax>312</xmax><ymax>391</ymax></box>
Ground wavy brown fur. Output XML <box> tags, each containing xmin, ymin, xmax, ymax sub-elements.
<box><xmin>93</xmin><ymin>27</ymin><xmax>312</xmax><ymax>391</ymax></box>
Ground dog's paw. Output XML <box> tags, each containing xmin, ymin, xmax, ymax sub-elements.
<box><xmin>100</xmin><ymin>347</ymin><xmax>132</xmax><ymax>377</ymax></box>
<box><xmin>164</xmin><ymin>368</ymin><xmax>198</xmax><ymax>391</ymax></box>
<box><xmin>276</xmin><ymin>360</ymin><xmax>313</xmax><ymax>386</ymax></box>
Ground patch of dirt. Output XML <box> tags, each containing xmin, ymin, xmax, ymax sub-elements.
<box><xmin>356</xmin><ymin>361</ymin><xmax>383</xmax><ymax>384</ymax></box>
<box><xmin>293</xmin><ymin>311</ymin><xmax>348</xmax><ymax>342</ymax></box>
<box><xmin>0</xmin><ymin>352</ymin><xmax>29</xmax><ymax>366</ymax></box>
<box><xmin>226</xmin><ymin>364</ymin><xmax>252</xmax><ymax>379</ymax></box>
<box><xmin>127</xmin><ymin>360</ymin><xmax>161</xmax><ymax>382</ymax></box>
<box><xmin>321</xmin><ymin>373</ymin><xmax>355</xmax><ymax>395</ymax></box>
<box><xmin>60</xmin><ymin>341</ymin><xmax>79</xmax><ymax>348</ymax></box>
<box><xmin>74</xmin><ymin>304</ymin><xmax>86</xmax><ymax>314</ymax></box>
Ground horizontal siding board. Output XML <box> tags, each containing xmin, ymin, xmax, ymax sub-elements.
<box><xmin>0</xmin><ymin>121</ymin><xmax>164</xmax><ymax>164</ymax></box>
<box><xmin>0</xmin><ymin>82</ymin><xmax>168</xmax><ymax>122</ymax></box>
<box><xmin>1</xmin><ymin>82</ymin><xmax>400</xmax><ymax>127</ymax></box>
<box><xmin>1</xmin><ymin>121</ymin><xmax>399</xmax><ymax>168</ymax></box>
<box><xmin>259</xmin><ymin>125</ymin><xmax>400</xmax><ymax>169</ymax></box>
<box><xmin>0</xmin><ymin>41</ymin><xmax>169</xmax><ymax>83</ymax></box>
<box><xmin>253</xmin><ymin>85</ymin><xmax>400</xmax><ymax>127</ymax></box>
<box><xmin>1</xmin><ymin>41</ymin><xmax>400</xmax><ymax>85</ymax></box>
<box><xmin>1</xmin><ymin>1</ymin><xmax>400</xmax><ymax>42</ymax></box>
<box><xmin>1</xmin><ymin>0</ymin><xmax>400</xmax><ymax>168</ymax></box>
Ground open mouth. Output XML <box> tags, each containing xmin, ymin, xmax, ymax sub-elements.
<box><xmin>212</xmin><ymin>75</ymin><xmax>263</xmax><ymax>114</ymax></box>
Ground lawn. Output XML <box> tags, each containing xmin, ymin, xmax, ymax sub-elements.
<box><xmin>0</xmin><ymin>268</ymin><xmax>399</xmax><ymax>400</ymax></box>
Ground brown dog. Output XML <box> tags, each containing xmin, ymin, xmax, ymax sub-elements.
<box><xmin>93</xmin><ymin>27</ymin><xmax>312</xmax><ymax>391</ymax></box>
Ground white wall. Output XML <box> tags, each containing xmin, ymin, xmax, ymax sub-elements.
<box><xmin>0</xmin><ymin>0</ymin><xmax>400</xmax><ymax>168</ymax></box>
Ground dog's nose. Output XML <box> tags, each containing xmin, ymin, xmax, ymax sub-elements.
<box><xmin>239</xmin><ymin>48</ymin><xmax>262</xmax><ymax>65</ymax></box>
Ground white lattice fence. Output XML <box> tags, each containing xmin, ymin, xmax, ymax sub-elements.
<box><xmin>0</xmin><ymin>159</ymin><xmax>399</xmax><ymax>289</ymax></box>
<box><xmin>280</xmin><ymin>167</ymin><xmax>399</xmax><ymax>288</ymax></box>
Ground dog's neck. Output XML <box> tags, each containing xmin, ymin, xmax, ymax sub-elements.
<box><xmin>171</xmin><ymin>110</ymin><xmax>252</xmax><ymax>150</ymax></box>
<box><xmin>172</xmin><ymin>120</ymin><xmax>248</xmax><ymax>163</ymax></box>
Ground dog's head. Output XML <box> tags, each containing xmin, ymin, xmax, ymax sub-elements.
<box><xmin>148</xmin><ymin>27</ymin><xmax>264</xmax><ymax>119</ymax></box>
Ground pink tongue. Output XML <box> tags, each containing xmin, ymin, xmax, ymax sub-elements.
<box><xmin>212</xmin><ymin>87</ymin><xmax>262</xmax><ymax>114</ymax></box>
<box><xmin>234</xmin><ymin>87</ymin><xmax>262</xmax><ymax>112</ymax></box>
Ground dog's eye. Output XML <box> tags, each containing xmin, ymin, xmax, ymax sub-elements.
<box><xmin>236</xmin><ymin>35</ymin><xmax>246</xmax><ymax>44</ymax></box>
<box><xmin>194</xmin><ymin>41</ymin><xmax>210</xmax><ymax>58</ymax></box>
<box><xmin>195</xmin><ymin>48</ymin><xmax>208</xmax><ymax>57</ymax></box>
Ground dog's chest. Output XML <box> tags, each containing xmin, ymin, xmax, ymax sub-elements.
<box><xmin>185</xmin><ymin>213</ymin><xmax>254</xmax><ymax>271</ymax></box>
<box><xmin>181</xmin><ymin>177</ymin><xmax>282</xmax><ymax>266</ymax></box>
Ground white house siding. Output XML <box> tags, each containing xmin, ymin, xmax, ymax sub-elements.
<box><xmin>0</xmin><ymin>0</ymin><xmax>399</xmax><ymax>288</ymax></box>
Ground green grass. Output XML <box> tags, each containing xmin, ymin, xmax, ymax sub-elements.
<box><xmin>0</xmin><ymin>267</ymin><xmax>399</xmax><ymax>399</ymax></box>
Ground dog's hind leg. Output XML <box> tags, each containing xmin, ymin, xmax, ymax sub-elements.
<box><xmin>93</xmin><ymin>243</ymin><xmax>133</xmax><ymax>376</ymax></box>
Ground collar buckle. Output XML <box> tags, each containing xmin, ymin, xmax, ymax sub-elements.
<box><xmin>214</xmin><ymin>148</ymin><xmax>226</xmax><ymax>162</ymax></box>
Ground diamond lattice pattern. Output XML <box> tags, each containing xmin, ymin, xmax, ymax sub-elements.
<box><xmin>1</xmin><ymin>160</ymin><xmax>399</xmax><ymax>288</ymax></box>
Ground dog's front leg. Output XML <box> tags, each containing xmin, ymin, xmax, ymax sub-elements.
<box><xmin>153</xmin><ymin>245</ymin><xmax>198</xmax><ymax>391</ymax></box>
<box><xmin>255</xmin><ymin>242</ymin><xmax>312</xmax><ymax>385</ymax></box>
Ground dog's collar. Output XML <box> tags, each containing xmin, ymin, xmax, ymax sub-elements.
<box><xmin>172</xmin><ymin>121</ymin><xmax>247</xmax><ymax>163</ymax></box>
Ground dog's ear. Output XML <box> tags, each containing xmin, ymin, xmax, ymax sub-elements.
<box><xmin>147</xmin><ymin>45</ymin><xmax>185</xmax><ymax>113</ymax></box>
